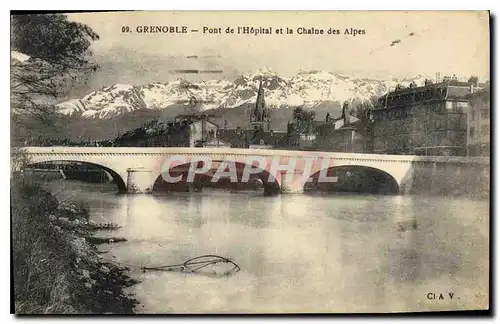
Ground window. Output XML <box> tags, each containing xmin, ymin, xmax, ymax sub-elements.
<box><xmin>470</xmin><ymin>127</ymin><xmax>475</xmax><ymax>138</ymax></box>
<box><xmin>481</xmin><ymin>109</ymin><xmax>490</xmax><ymax>119</ymax></box>
<box><xmin>481</xmin><ymin>124</ymin><xmax>490</xmax><ymax>135</ymax></box>
<box><xmin>425</xmin><ymin>90</ymin><xmax>432</xmax><ymax>99</ymax></box>
<box><xmin>448</xmin><ymin>131</ymin><xmax>454</xmax><ymax>143</ymax></box>
<box><xmin>452</xmin><ymin>101</ymin><xmax>467</xmax><ymax>113</ymax></box>
<box><xmin>446</xmin><ymin>101</ymin><xmax>453</xmax><ymax>110</ymax></box>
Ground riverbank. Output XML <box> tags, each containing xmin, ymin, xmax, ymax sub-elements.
<box><xmin>11</xmin><ymin>180</ymin><xmax>140</xmax><ymax>314</ymax></box>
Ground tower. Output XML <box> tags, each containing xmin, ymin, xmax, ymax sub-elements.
<box><xmin>250</xmin><ymin>80</ymin><xmax>271</xmax><ymax>132</ymax></box>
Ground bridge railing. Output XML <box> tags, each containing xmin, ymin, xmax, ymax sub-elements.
<box><xmin>17</xmin><ymin>146</ymin><xmax>490</xmax><ymax>164</ymax></box>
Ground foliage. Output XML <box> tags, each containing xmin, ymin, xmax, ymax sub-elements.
<box><xmin>11</xmin><ymin>181</ymin><xmax>77</xmax><ymax>314</ymax></box>
<box><xmin>292</xmin><ymin>106</ymin><xmax>316</xmax><ymax>133</ymax></box>
<box><xmin>467</xmin><ymin>75</ymin><xmax>479</xmax><ymax>85</ymax></box>
<box><xmin>10</xmin><ymin>147</ymin><xmax>31</xmax><ymax>175</ymax></box>
<box><xmin>10</xmin><ymin>13</ymin><xmax>99</xmax><ymax>139</ymax></box>
<box><xmin>353</xmin><ymin>96</ymin><xmax>378</xmax><ymax>122</ymax></box>
<box><xmin>11</xmin><ymin>179</ymin><xmax>139</xmax><ymax>314</ymax></box>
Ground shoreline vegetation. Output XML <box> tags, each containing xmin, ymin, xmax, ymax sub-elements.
<box><xmin>11</xmin><ymin>178</ymin><xmax>140</xmax><ymax>314</ymax></box>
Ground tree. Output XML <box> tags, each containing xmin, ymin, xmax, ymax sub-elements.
<box><xmin>292</xmin><ymin>106</ymin><xmax>316</xmax><ymax>133</ymax></box>
<box><xmin>354</xmin><ymin>96</ymin><xmax>378</xmax><ymax>122</ymax></box>
<box><xmin>10</xmin><ymin>14</ymin><xmax>99</xmax><ymax>142</ymax></box>
<box><xmin>467</xmin><ymin>75</ymin><xmax>479</xmax><ymax>86</ymax></box>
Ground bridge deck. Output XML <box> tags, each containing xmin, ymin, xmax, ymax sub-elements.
<box><xmin>20</xmin><ymin>147</ymin><xmax>490</xmax><ymax>164</ymax></box>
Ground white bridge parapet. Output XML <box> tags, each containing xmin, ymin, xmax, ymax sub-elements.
<box><xmin>17</xmin><ymin>147</ymin><xmax>490</xmax><ymax>195</ymax></box>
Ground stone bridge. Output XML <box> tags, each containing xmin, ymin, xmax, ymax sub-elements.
<box><xmin>18</xmin><ymin>147</ymin><xmax>490</xmax><ymax>196</ymax></box>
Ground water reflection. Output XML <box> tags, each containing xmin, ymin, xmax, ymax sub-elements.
<box><xmin>40</xmin><ymin>180</ymin><xmax>489</xmax><ymax>313</ymax></box>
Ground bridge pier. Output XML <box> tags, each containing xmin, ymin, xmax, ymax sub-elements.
<box><xmin>188</xmin><ymin>182</ymin><xmax>203</xmax><ymax>192</ymax></box>
<box><xmin>398</xmin><ymin>183</ymin><xmax>411</xmax><ymax>195</ymax></box>
<box><xmin>278</xmin><ymin>170</ymin><xmax>305</xmax><ymax>194</ymax></box>
<box><xmin>126</xmin><ymin>168</ymin><xmax>153</xmax><ymax>194</ymax></box>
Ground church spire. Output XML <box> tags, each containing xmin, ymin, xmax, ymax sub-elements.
<box><xmin>252</xmin><ymin>81</ymin><xmax>265</xmax><ymax>121</ymax></box>
<box><xmin>250</xmin><ymin>80</ymin><xmax>270</xmax><ymax>131</ymax></box>
<box><xmin>256</xmin><ymin>80</ymin><xmax>265</xmax><ymax>115</ymax></box>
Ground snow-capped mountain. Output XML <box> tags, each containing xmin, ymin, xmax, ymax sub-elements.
<box><xmin>56</xmin><ymin>68</ymin><xmax>429</xmax><ymax>119</ymax></box>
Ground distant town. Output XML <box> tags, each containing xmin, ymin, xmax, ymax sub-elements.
<box><xmin>25</xmin><ymin>74</ymin><xmax>490</xmax><ymax>158</ymax></box>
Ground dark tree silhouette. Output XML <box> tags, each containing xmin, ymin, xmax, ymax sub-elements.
<box><xmin>11</xmin><ymin>13</ymin><xmax>99</xmax><ymax>141</ymax></box>
<box><xmin>354</xmin><ymin>96</ymin><xmax>378</xmax><ymax>122</ymax></box>
<box><xmin>292</xmin><ymin>106</ymin><xmax>316</xmax><ymax>133</ymax></box>
<box><xmin>467</xmin><ymin>75</ymin><xmax>479</xmax><ymax>86</ymax></box>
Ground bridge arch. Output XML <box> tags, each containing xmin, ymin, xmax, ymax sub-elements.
<box><xmin>152</xmin><ymin>159</ymin><xmax>281</xmax><ymax>195</ymax></box>
<box><xmin>25</xmin><ymin>159</ymin><xmax>127</xmax><ymax>193</ymax></box>
<box><xmin>304</xmin><ymin>165</ymin><xmax>400</xmax><ymax>194</ymax></box>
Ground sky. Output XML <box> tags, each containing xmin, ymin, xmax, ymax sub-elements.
<box><xmin>66</xmin><ymin>11</ymin><xmax>490</xmax><ymax>91</ymax></box>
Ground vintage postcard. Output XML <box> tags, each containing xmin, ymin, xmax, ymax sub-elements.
<box><xmin>10</xmin><ymin>11</ymin><xmax>490</xmax><ymax>314</ymax></box>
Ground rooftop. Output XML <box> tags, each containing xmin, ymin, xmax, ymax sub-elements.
<box><xmin>376</xmin><ymin>79</ymin><xmax>481</xmax><ymax>109</ymax></box>
<box><xmin>466</xmin><ymin>88</ymin><xmax>490</xmax><ymax>98</ymax></box>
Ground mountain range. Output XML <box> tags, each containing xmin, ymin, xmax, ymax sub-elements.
<box><xmin>12</xmin><ymin>50</ymin><xmax>430</xmax><ymax>140</ymax></box>
<box><xmin>56</xmin><ymin>68</ymin><xmax>428</xmax><ymax>120</ymax></box>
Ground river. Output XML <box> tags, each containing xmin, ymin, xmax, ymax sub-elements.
<box><xmin>42</xmin><ymin>180</ymin><xmax>489</xmax><ymax>313</ymax></box>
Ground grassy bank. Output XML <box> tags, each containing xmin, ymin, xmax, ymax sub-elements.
<box><xmin>11</xmin><ymin>179</ymin><xmax>139</xmax><ymax>314</ymax></box>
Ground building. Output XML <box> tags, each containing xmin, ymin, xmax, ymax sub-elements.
<box><xmin>204</xmin><ymin>138</ymin><xmax>232</xmax><ymax>148</ymax></box>
<box><xmin>218</xmin><ymin>127</ymin><xmax>289</xmax><ymax>149</ymax></box>
<box><xmin>247</xmin><ymin>81</ymin><xmax>277</xmax><ymax>148</ymax></box>
<box><xmin>183</xmin><ymin>115</ymin><xmax>220</xmax><ymax>147</ymax></box>
<box><xmin>250</xmin><ymin>80</ymin><xmax>271</xmax><ymax>132</ymax></box>
<box><xmin>217</xmin><ymin>127</ymin><xmax>249</xmax><ymax>148</ymax></box>
<box><xmin>218</xmin><ymin>80</ymin><xmax>287</xmax><ymax>149</ymax></box>
<box><xmin>315</xmin><ymin>120</ymin><xmax>373</xmax><ymax>153</ymax></box>
<box><xmin>115</xmin><ymin>114</ymin><xmax>224</xmax><ymax>148</ymax></box>
<box><xmin>466</xmin><ymin>88</ymin><xmax>490</xmax><ymax>156</ymax></box>
<box><xmin>372</xmin><ymin>78</ymin><xmax>478</xmax><ymax>156</ymax></box>
<box><xmin>287</xmin><ymin>102</ymin><xmax>373</xmax><ymax>153</ymax></box>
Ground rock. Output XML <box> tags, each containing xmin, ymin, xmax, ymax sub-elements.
<box><xmin>89</xmin><ymin>220</ymin><xmax>96</xmax><ymax>225</ymax></box>
<box><xmin>108</xmin><ymin>238</ymin><xmax>114</xmax><ymax>243</ymax></box>
<box><xmin>58</xmin><ymin>217</ymin><xmax>69</xmax><ymax>223</ymax></box>
<box><xmin>48</xmin><ymin>214</ymin><xmax>57</xmax><ymax>221</ymax></box>
<box><xmin>82</xmin><ymin>269</ymin><xmax>91</xmax><ymax>279</ymax></box>
<box><xmin>100</xmin><ymin>265</ymin><xmax>110</xmax><ymax>274</ymax></box>
<box><xmin>73</xmin><ymin>219</ymin><xmax>80</xmax><ymax>225</ymax></box>
<box><xmin>84</xmin><ymin>282</ymin><xmax>92</xmax><ymax>289</ymax></box>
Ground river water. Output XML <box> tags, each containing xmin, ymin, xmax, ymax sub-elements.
<box><xmin>42</xmin><ymin>180</ymin><xmax>489</xmax><ymax>313</ymax></box>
